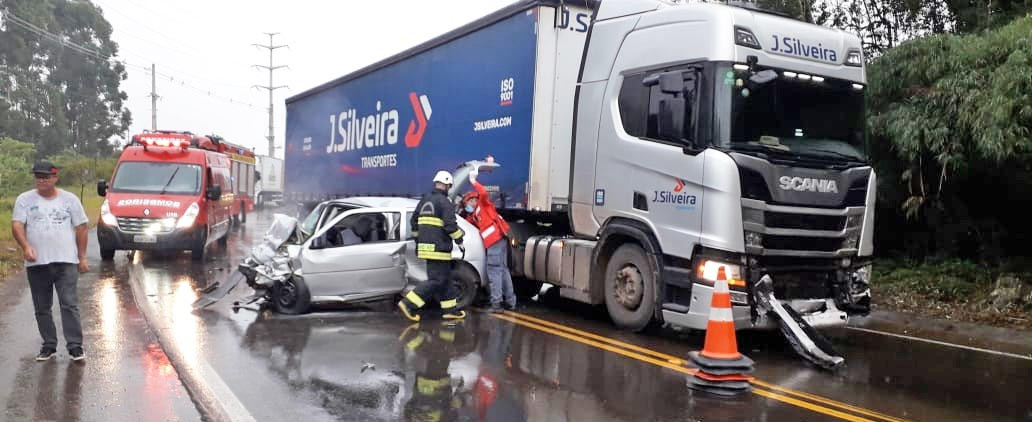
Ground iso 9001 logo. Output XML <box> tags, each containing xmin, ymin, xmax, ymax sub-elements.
<box><xmin>499</xmin><ymin>77</ymin><xmax>514</xmax><ymax>106</ymax></box>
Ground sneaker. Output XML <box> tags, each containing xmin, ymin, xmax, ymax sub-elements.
<box><xmin>69</xmin><ymin>347</ymin><xmax>85</xmax><ymax>362</ymax></box>
<box><xmin>398</xmin><ymin>301</ymin><xmax>421</xmax><ymax>322</ymax></box>
<box><xmin>35</xmin><ymin>348</ymin><xmax>56</xmax><ymax>361</ymax></box>
<box><xmin>442</xmin><ymin>310</ymin><xmax>467</xmax><ymax>320</ymax></box>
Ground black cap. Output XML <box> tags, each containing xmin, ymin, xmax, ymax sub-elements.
<box><xmin>31</xmin><ymin>161</ymin><xmax>58</xmax><ymax>175</ymax></box>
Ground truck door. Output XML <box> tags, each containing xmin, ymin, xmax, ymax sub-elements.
<box><xmin>595</xmin><ymin>66</ymin><xmax>706</xmax><ymax>259</ymax></box>
<box><xmin>300</xmin><ymin>209</ymin><xmax>407</xmax><ymax>298</ymax></box>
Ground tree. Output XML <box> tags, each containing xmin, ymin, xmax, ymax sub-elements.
<box><xmin>0</xmin><ymin>0</ymin><xmax>130</xmax><ymax>157</ymax></box>
<box><xmin>0</xmin><ymin>137</ymin><xmax>36</xmax><ymax>197</ymax></box>
<box><xmin>866</xmin><ymin>15</ymin><xmax>1032</xmax><ymax>259</ymax></box>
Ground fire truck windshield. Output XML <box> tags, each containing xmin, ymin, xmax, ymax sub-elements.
<box><xmin>111</xmin><ymin>162</ymin><xmax>202</xmax><ymax>195</ymax></box>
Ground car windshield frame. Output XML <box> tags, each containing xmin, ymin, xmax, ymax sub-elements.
<box><xmin>712</xmin><ymin>62</ymin><xmax>868</xmax><ymax>166</ymax></box>
<box><xmin>109</xmin><ymin>161</ymin><xmax>203</xmax><ymax>195</ymax></box>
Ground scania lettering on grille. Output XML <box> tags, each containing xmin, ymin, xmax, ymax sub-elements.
<box><xmin>779</xmin><ymin>176</ymin><xmax>839</xmax><ymax>193</ymax></box>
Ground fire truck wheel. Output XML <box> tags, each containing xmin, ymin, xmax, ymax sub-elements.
<box><xmin>191</xmin><ymin>231</ymin><xmax>207</xmax><ymax>261</ymax></box>
<box><xmin>239</xmin><ymin>205</ymin><xmax>247</xmax><ymax>223</ymax></box>
<box><xmin>604</xmin><ymin>243</ymin><xmax>656</xmax><ymax>332</ymax></box>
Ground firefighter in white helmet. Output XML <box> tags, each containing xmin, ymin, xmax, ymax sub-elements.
<box><xmin>398</xmin><ymin>170</ymin><xmax>466</xmax><ymax>321</ymax></box>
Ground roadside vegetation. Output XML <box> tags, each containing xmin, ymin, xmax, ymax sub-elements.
<box><xmin>0</xmin><ymin>138</ymin><xmax>114</xmax><ymax>280</ymax></box>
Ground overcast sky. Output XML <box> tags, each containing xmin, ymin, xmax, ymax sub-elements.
<box><xmin>95</xmin><ymin>0</ymin><xmax>519</xmax><ymax>157</ymax></box>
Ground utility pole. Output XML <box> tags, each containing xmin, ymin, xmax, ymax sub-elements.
<box><xmin>150</xmin><ymin>63</ymin><xmax>159</xmax><ymax>131</ymax></box>
<box><xmin>253</xmin><ymin>33</ymin><xmax>288</xmax><ymax>157</ymax></box>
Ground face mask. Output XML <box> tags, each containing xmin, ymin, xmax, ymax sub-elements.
<box><xmin>465</xmin><ymin>204</ymin><xmax>475</xmax><ymax>213</ymax></box>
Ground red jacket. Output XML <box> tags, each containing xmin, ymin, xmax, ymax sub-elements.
<box><xmin>463</xmin><ymin>181</ymin><xmax>510</xmax><ymax>249</ymax></box>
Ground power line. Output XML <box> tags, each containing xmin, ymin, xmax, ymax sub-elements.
<box><xmin>0</xmin><ymin>7</ymin><xmax>264</xmax><ymax>112</ymax></box>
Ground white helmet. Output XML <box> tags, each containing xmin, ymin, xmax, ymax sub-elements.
<box><xmin>433</xmin><ymin>170</ymin><xmax>454</xmax><ymax>185</ymax></box>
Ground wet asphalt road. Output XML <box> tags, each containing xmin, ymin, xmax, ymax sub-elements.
<box><xmin>3</xmin><ymin>208</ymin><xmax>1030</xmax><ymax>421</ymax></box>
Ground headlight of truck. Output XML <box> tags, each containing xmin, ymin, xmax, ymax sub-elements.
<box><xmin>744</xmin><ymin>231</ymin><xmax>763</xmax><ymax>248</ymax></box>
<box><xmin>100</xmin><ymin>199</ymin><xmax>118</xmax><ymax>227</ymax></box>
<box><xmin>176</xmin><ymin>202</ymin><xmax>200</xmax><ymax>229</ymax></box>
<box><xmin>842</xmin><ymin>231</ymin><xmax>860</xmax><ymax>250</ymax></box>
<box><xmin>697</xmin><ymin>260</ymin><xmax>746</xmax><ymax>288</ymax></box>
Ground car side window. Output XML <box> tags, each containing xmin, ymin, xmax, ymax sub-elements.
<box><xmin>323</xmin><ymin>212</ymin><xmax>401</xmax><ymax>247</ymax></box>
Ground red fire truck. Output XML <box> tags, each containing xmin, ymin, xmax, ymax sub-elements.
<box><xmin>96</xmin><ymin>131</ymin><xmax>256</xmax><ymax>261</ymax></box>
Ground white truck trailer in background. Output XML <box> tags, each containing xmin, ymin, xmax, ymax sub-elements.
<box><xmin>256</xmin><ymin>155</ymin><xmax>284</xmax><ymax>208</ymax></box>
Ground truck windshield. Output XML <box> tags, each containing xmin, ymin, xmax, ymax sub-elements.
<box><xmin>110</xmin><ymin>162</ymin><xmax>202</xmax><ymax>195</ymax></box>
<box><xmin>715</xmin><ymin>63</ymin><xmax>867</xmax><ymax>166</ymax></box>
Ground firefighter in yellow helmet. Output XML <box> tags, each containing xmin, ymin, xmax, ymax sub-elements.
<box><xmin>398</xmin><ymin>170</ymin><xmax>466</xmax><ymax>321</ymax></box>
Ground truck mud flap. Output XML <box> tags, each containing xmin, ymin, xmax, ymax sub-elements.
<box><xmin>192</xmin><ymin>270</ymin><xmax>246</xmax><ymax>310</ymax></box>
<box><xmin>754</xmin><ymin>275</ymin><xmax>845</xmax><ymax>370</ymax></box>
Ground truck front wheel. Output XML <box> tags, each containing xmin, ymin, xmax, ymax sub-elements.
<box><xmin>604</xmin><ymin>244</ymin><xmax>656</xmax><ymax>332</ymax></box>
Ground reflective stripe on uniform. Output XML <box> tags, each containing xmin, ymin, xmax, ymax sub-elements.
<box><xmin>440</xmin><ymin>298</ymin><xmax>458</xmax><ymax>309</ymax></box>
<box><xmin>449</xmin><ymin>229</ymin><xmax>464</xmax><ymax>239</ymax></box>
<box><xmin>438</xmin><ymin>330</ymin><xmax>455</xmax><ymax>342</ymax></box>
<box><xmin>416</xmin><ymin>376</ymin><xmax>450</xmax><ymax>395</ymax></box>
<box><xmin>418</xmin><ymin>251</ymin><xmax>452</xmax><ymax>260</ymax></box>
<box><xmin>480</xmin><ymin>225</ymin><xmax>496</xmax><ymax>240</ymax></box>
<box><xmin>417</xmin><ymin>216</ymin><xmax>444</xmax><ymax>227</ymax></box>
<box><xmin>405</xmin><ymin>290</ymin><xmax>426</xmax><ymax>308</ymax></box>
<box><xmin>417</xmin><ymin>243</ymin><xmax>437</xmax><ymax>252</ymax></box>
<box><xmin>406</xmin><ymin>334</ymin><xmax>426</xmax><ymax>350</ymax></box>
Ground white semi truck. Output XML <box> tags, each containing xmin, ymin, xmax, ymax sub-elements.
<box><xmin>284</xmin><ymin>0</ymin><xmax>874</xmax><ymax>336</ymax></box>
<box><xmin>255</xmin><ymin>155</ymin><xmax>284</xmax><ymax>208</ymax></box>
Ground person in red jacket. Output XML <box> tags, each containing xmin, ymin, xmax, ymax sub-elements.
<box><xmin>461</xmin><ymin>162</ymin><xmax>515</xmax><ymax>313</ymax></box>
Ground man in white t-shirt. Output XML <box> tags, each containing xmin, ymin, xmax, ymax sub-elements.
<box><xmin>11</xmin><ymin>161</ymin><xmax>90</xmax><ymax>362</ymax></box>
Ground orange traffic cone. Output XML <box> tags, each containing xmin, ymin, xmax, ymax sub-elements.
<box><xmin>688</xmin><ymin>266</ymin><xmax>754</xmax><ymax>396</ymax></box>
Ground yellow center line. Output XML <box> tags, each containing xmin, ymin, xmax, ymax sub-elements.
<box><xmin>493</xmin><ymin>311</ymin><xmax>909</xmax><ymax>422</ymax></box>
<box><xmin>502</xmin><ymin>311</ymin><xmax>687</xmax><ymax>364</ymax></box>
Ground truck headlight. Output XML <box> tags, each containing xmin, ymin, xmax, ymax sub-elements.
<box><xmin>176</xmin><ymin>202</ymin><xmax>200</xmax><ymax>229</ymax></box>
<box><xmin>842</xmin><ymin>231</ymin><xmax>860</xmax><ymax>250</ymax></box>
<box><xmin>745</xmin><ymin>231</ymin><xmax>763</xmax><ymax>248</ymax></box>
<box><xmin>100</xmin><ymin>199</ymin><xmax>118</xmax><ymax>227</ymax></box>
<box><xmin>697</xmin><ymin>260</ymin><xmax>746</xmax><ymax>288</ymax></box>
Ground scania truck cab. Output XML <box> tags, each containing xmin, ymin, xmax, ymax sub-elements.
<box><xmin>97</xmin><ymin>131</ymin><xmax>234</xmax><ymax>261</ymax></box>
<box><xmin>515</xmin><ymin>0</ymin><xmax>872</xmax><ymax>332</ymax></box>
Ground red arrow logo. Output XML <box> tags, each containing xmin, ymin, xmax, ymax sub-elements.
<box><xmin>405</xmin><ymin>92</ymin><xmax>432</xmax><ymax>148</ymax></box>
<box><xmin>674</xmin><ymin>178</ymin><xmax>686</xmax><ymax>193</ymax></box>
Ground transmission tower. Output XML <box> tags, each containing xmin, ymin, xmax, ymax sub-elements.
<box><xmin>253</xmin><ymin>33</ymin><xmax>288</xmax><ymax>157</ymax></box>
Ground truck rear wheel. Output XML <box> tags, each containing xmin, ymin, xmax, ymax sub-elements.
<box><xmin>604</xmin><ymin>244</ymin><xmax>656</xmax><ymax>332</ymax></box>
<box><xmin>514</xmin><ymin>278</ymin><xmax>543</xmax><ymax>302</ymax></box>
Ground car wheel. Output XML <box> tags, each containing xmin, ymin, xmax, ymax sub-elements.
<box><xmin>604</xmin><ymin>244</ymin><xmax>656</xmax><ymax>332</ymax></box>
<box><xmin>451</xmin><ymin>264</ymin><xmax>479</xmax><ymax>310</ymax></box>
<box><xmin>273</xmin><ymin>276</ymin><xmax>311</xmax><ymax>315</ymax></box>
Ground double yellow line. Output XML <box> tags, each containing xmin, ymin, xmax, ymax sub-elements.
<box><xmin>491</xmin><ymin>311</ymin><xmax>911</xmax><ymax>422</ymax></box>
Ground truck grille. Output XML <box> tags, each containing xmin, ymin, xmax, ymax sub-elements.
<box><xmin>765</xmin><ymin>212</ymin><xmax>845</xmax><ymax>231</ymax></box>
<box><xmin>116</xmin><ymin>217</ymin><xmax>174</xmax><ymax>234</ymax></box>
<box><xmin>763</xmin><ymin>235</ymin><xmax>843</xmax><ymax>252</ymax></box>
<box><xmin>742</xmin><ymin>199</ymin><xmax>863</xmax><ymax>258</ymax></box>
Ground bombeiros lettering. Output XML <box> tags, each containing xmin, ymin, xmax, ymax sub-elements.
<box><xmin>778</xmin><ymin>176</ymin><xmax>839</xmax><ymax>193</ymax></box>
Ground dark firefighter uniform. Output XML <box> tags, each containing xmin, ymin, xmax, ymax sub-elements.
<box><xmin>400</xmin><ymin>322</ymin><xmax>468</xmax><ymax>422</ymax></box>
<box><xmin>398</xmin><ymin>187</ymin><xmax>465</xmax><ymax>321</ymax></box>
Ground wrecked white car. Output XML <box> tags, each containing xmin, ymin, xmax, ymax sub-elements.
<box><xmin>194</xmin><ymin>197</ymin><xmax>487</xmax><ymax>314</ymax></box>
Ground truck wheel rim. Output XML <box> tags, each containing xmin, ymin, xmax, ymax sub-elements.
<box><xmin>614</xmin><ymin>264</ymin><xmax>644</xmax><ymax>309</ymax></box>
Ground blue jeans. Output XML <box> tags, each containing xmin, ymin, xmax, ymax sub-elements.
<box><xmin>26</xmin><ymin>263</ymin><xmax>83</xmax><ymax>351</ymax></box>
<box><xmin>486</xmin><ymin>242</ymin><xmax>516</xmax><ymax>307</ymax></box>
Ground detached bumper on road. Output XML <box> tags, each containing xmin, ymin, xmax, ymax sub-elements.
<box><xmin>97</xmin><ymin>223</ymin><xmax>204</xmax><ymax>250</ymax></box>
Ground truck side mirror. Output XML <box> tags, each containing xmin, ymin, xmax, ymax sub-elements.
<box><xmin>644</xmin><ymin>71</ymin><xmax>685</xmax><ymax>94</ymax></box>
<box><xmin>97</xmin><ymin>180</ymin><xmax>108</xmax><ymax>197</ymax></box>
<box><xmin>657</xmin><ymin>98</ymin><xmax>686</xmax><ymax>141</ymax></box>
<box><xmin>206</xmin><ymin>184</ymin><xmax>222</xmax><ymax>201</ymax></box>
